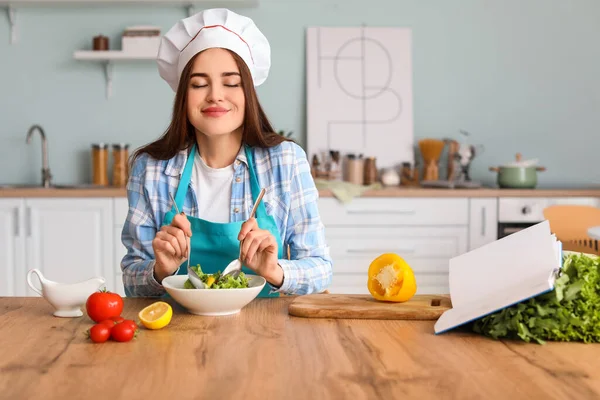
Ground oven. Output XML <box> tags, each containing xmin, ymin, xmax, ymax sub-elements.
<box><xmin>497</xmin><ymin>198</ymin><xmax>546</xmax><ymax>239</ymax></box>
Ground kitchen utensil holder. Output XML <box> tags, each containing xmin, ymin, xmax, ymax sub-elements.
<box><xmin>344</xmin><ymin>156</ymin><xmax>364</xmax><ymax>185</ymax></box>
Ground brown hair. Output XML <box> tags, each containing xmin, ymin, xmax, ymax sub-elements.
<box><xmin>132</xmin><ymin>49</ymin><xmax>290</xmax><ymax>163</ymax></box>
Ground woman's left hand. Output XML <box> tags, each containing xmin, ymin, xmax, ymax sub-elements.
<box><xmin>238</xmin><ymin>218</ymin><xmax>283</xmax><ymax>287</ymax></box>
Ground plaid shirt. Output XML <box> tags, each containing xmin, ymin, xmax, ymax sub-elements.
<box><xmin>120</xmin><ymin>141</ymin><xmax>333</xmax><ymax>297</ymax></box>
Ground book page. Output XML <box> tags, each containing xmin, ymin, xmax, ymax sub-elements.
<box><xmin>446</xmin><ymin>221</ymin><xmax>560</xmax><ymax>308</ymax></box>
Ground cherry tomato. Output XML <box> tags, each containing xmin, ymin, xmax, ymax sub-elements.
<box><xmin>110</xmin><ymin>316</ymin><xmax>125</xmax><ymax>324</ymax></box>
<box><xmin>99</xmin><ymin>319</ymin><xmax>116</xmax><ymax>329</ymax></box>
<box><xmin>111</xmin><ymin>322</ymin><xmax>136</xmax><ymax>342</ymax></box>
<box><xmin>88</xmin><ymin>324</ymin><xmax>111</xmax><ymax>343</ymax></box>
<box><xmin>120</xmin><ymin>319</ymin><xmax>138</xmax><ymax>332</ymax></box>
<box><xmin>86</xmin><ymin>289</ymin><xmax>124</xmax><ymax>323</ymax></box>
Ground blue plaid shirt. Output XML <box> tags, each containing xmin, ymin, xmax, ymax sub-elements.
<box><xmin>120</xmin><ymin>141</ymin><xmax>333</xmax><ymax>297</ymax></box>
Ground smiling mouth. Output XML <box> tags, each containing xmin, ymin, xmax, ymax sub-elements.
<box><xmin>202</xmin><ymin>108</ymin><xmax>230</xmax><ymax>118</ymax></box>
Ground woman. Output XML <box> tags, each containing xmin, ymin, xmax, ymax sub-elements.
<box><xmin>121</xmin><ymin>8</ymin><xmax>333</xmax><ymax>298</ymax></box>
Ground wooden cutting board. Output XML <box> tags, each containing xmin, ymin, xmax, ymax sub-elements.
<box><xmin>288</xmin><ymin>293</ymin><xmax>452</xmax><ymax>320</ymax></box>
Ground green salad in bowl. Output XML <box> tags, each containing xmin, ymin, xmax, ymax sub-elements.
<box><xmin>184</xmin><ymin>265</ymin><xmax>250</xmax><ymax>289</ymax></box>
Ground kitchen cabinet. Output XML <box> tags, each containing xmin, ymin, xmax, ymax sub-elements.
<box><xmin>468</xmin><ymin>198</ymin><xmax>498</xmax><ymax>250</ymax></box>
<box><xmin>319</xmin><ymin>197</ymin><xmax>469</xmax><ymax>295</ymax></box>
<box><xmin>25</xmin><ymin>198</ymin><xmax>115</xmax><ymax>297</ymax></box>
<box><xmin>2</xmin><ymin>190</ymin><xmax>599</xmax><ymax>297</ymax></box>
<box><xmin>0</xmin><ymin>198</ymin><xmax>117</xmax><ymax>297</ymax></box>
<box><xmin>0</xmin><ymin>199</ymin><xmax>26</xmax><ymax>296</ymax></box>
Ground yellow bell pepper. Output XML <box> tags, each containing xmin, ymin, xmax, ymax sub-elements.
<box><xmin>367</xmin><ymin>253</ymin><xmax>417</xmax><ymax>302</ymax></box>
<box><xmin>206</xmin><ymin>276</ymin><xmax>216</xmax><ymax>287</ymax></box>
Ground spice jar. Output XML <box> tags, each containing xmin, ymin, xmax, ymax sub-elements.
<box><xmin>91</xmin><ymin>143</ymin><xmax>109</xmax><ymax>186</ymax></box>
<box><xmin>112</xmin><ymin>143</ymin><xmax>129</xmax><ymax>187</ymax></box>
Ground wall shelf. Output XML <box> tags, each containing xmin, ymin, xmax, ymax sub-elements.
<box><xmin>0</xmin><ymin>0</ymin><xmax>257</xmax><ymax>5</ymax></box>
<box><xmin>3</xmin><ymin>0</ymin><xmax>259</xmax><ymax>44</ymax></box>
<box><xmin>73</xmin><ymin>50</ymin><xmax>156</xmax><ymax>99</ymax></box>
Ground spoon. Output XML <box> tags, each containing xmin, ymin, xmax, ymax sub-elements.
<box><xmin>168</xmin><ymin>193</ymin><xmax>205</xmax><ymax>289</ymax></box>
<box><xmin>221</xmin><ymin>188</ymin><xmax>266</xmax><ymax>279</ymax></box>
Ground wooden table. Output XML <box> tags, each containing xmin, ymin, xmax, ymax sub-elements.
<box><xmin>1</xmin><ymin>297</ymin><xmax>599</xmax><ymax>399</ymax></box>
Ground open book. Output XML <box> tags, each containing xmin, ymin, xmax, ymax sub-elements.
<box><xmin>434</xmin><ymin>220</ymin><xmax>563</xmax><ymax>334</ymax></box>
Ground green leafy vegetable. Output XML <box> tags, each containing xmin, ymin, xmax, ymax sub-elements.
<box><xmin>184</xmin><ymin>265</ymin><xmax>249</xmax><ymax>289</ymax></box>
<box><xmin>471</xmin><ymin>252</ymin><xmax>600</xmax><ymax>344</ymax></box>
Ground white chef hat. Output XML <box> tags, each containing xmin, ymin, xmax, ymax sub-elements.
<box><xmin>157</xmin><ymin>8</ymin><xmax>271</xmax><ymax>92</ymax></box>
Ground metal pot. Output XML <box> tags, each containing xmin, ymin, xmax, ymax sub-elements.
<box><xmin>489</xmin><ymin>153</ymin><xmax>546</xmax><ymax>189</ymax></box>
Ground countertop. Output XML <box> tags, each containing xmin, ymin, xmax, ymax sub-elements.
<box><xmin>2</xmin><ymin>186</ymin><xmax>600</xmax><ymax>198</ymax></box>
<box><xmin>1</xmin><ymin>297</ymin><xmax>599</xmax><ymax>399</ymax></box>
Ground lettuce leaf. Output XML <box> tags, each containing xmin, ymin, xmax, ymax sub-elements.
<box><xmin>184</xmin><ymin>264</ymin><xmax>249</xmax><ymax>289</ymax></box>
<box><xmin>471</xmin><ymin>252</ymin><xmax>600</xmax><ymax>344</ymax></box>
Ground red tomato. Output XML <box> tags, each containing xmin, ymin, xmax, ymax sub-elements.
<box><xmin>120</xmin><ymin>319</ymin><xmax>138</xmax><ymax>332</ymax></box>
<box><xmin>111</xmin><ymin>322</ymin><xmax>136</xmax><ymax>342</ymax></box>
<box><xmin>99</xmin><ymin>319</ymin><xmax>116</xmax><ymax>329</ymax></box>
<box><xmin>88</xmin><ymin>324</ymin><xmax>111</xmax><ymax>343</ymax></box>
<box><xmin>86</xmin><ymin>289</ymin><xmax>124</xmax><ymax>323</ymax></box>
<box><xmin>110</xmin><ymin>316</ymin><xmax>125</xmax><ymax>323</ymax></box>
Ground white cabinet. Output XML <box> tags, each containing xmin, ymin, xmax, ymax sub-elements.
<box><xmin>319</xmin><ymin>197</ymin><xmax>470</xmax><ymax>295</ymax></box>
<box><xmin>25</xmin><ymin>198</ymin><xmax>115</xmax><ymax>296</ymax></box>
<box><xmin>0</xmin><ymin>199</ymin><xmax>26</xmax><ymax>296</ymax></box>
<box><xmin>468</xmin><ymin>198</ymin><xmax>498</xmax><ymax>251</ymax></box>
<box><xmin>0</xmin><ymin>198</ymin><xmax>117</xmax><ymax>297</ymax></box>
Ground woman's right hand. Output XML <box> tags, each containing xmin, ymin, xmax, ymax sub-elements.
<box><xmin>152</xmin><ymin>214</ymin><xmax>192</xmax><ymax>283</ymax></box>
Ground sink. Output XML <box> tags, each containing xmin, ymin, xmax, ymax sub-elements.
<box><xmin>52</xmin><ymin>184</ymin><xmax>104</xmax><ymax>189</ymax></box>
<box><xmin>0</xmin><ymin>183</ymin><xmax>105</xmax><ymax>190</ymax></box>
<box><xmin>0</xmin><ymin>184</ymin><xmax>47</xmax><ymax>189</ymax></box>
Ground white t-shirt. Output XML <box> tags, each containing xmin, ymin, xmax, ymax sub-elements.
<box><xmin>191</xmin><ymin>150</ymin><xmax>234</xmax><ymax>223</ymax></box>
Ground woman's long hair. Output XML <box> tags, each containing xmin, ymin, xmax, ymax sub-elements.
<box><xmin>132</xmin><ymin>50</ymin><xmax>290</xmax><ymax>162</ymax></box>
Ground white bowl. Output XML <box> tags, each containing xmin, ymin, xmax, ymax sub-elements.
<box><xmin>162</xmin><ymin>275</ymin><xmax>266</xmax><ymax>316</ymax></box>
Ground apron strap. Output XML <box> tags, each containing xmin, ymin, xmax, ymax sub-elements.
<box><xmin>173</xmin><ymin>144</ymin><xmax>196</xmax><ymax>213</ymax></box>
<box><xmin>172</xmin><ymin>143</ymin><xmax>266</xmax><ymax>219</ymax></box>
<box><xmin>244</xmin><ymin>145</ymin><xmax>268</xmax><ymax>219</ymax></box>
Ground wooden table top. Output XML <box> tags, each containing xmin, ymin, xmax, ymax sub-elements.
<box><xmin>1</xmin><ymin>297</ymin><xmax>599</xmax><ymax>399</ymax></box>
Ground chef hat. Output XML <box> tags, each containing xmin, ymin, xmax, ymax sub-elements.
<box><xmin>157</xmin><ymin>8</ymin><xmax>271</xmax><ymax>92</ymax></box>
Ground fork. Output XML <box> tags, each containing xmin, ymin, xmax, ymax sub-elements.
<box><xmin>221</xmin><ymin>188</ymin><xmax>266</xmax><ymax>279</ymax></box>
<box><xmin>169</xmin><ymin>193</ymin><xmax>191</xmax><ymax>273</ymax></box>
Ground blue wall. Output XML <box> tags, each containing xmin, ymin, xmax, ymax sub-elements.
<box><xmin>1</xmin><ymin>0</ymin><xmax>599</xmax><ymax>188</ymax></box>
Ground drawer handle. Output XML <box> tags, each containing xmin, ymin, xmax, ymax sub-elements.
<box><xmin>346</xmin><ymin>248</ymin><xmax>415</xmax><ymax>254</ymax></box>
<box><xmin>347</xmin><ymin>210</ymin><xmax>416</xmax><ymax>215</ymax></box>
<box><xmin>481</xmin><ymin>206</ymin><xmax>486</xmax><ymax>236</ymax></box>
<box><xmin>14</xmin><ymin>207</ymin><xmax>19</xmax><ymax>237</ymax></box>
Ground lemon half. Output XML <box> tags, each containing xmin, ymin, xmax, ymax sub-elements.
<box><xmin>138</xmin><ymin>301</ymin><xmax>173</xmax><ymax>330</ymax></box>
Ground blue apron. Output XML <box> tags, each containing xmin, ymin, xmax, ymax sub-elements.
<box><xmin>162</xmin><ymin>144</ymin><xmax>283</xmax><ymax>298</ymax></box>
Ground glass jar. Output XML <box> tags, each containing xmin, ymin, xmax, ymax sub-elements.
<box><xmin>91</xmin><ymin>143</ymin><xmax>109</xmax><ymax>186</ymax></box>
<box><xmin>112</xmin><ymin>143</ymin><xmax>129</xmax><ymax>187</ymax></box>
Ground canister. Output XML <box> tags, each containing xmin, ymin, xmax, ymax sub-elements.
<box><xmin>363</xmin><ymin>157</ymin><xmax>378</xmax><ymax>185</ymax></box>
<box><xmin>91</xmin><ymin>143</ymin><xmax>109</xmax><ymax>186</ymax></box>
<box><xmin>344</xmin><ymin>154</ymin><xmax>364</xmax><ymax>185</ymax></box>
<box><xmin>112</xmin><ymin>143</ymin><xmax>130</xmax><ymax>187</ymax></box>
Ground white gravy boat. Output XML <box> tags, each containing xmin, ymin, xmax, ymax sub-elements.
<box><xmin>26</xmin><ymin>269</ymin><xmax>106</xmax><ymax>318</ymax></box>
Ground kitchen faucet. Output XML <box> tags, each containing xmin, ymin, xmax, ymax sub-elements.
<box><xmin>26</xmin><ymin>124</ymin><xmax>52</xmax><ymax>188</ymax></box>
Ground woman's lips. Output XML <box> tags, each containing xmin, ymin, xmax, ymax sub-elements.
<box><xmin>202</xmin><ymin>107</ymin><xmax>230</xmax><ymax>118</ymax></box>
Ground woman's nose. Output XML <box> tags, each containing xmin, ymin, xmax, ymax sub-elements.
<box><xmin>206</xmin><ymin>83</ymin><xmax>224</xmax><ymax>102</ymax></box>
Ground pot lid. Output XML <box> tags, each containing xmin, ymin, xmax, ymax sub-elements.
<box><xmin>501</xmin><ymin>152</ymin><xmax>539</xmax><ymax>167</ymax></box>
